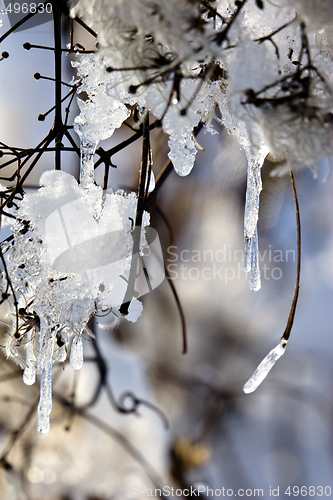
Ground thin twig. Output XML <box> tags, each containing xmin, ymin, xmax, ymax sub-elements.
<box><xmin>281</xmin><ymin>169</ymin><xmax>301</xmax><ymax>343</ymax></box>
<box><xmin>165</xmin><ymin>266</ymin><xmax>187</xmax><ymax>354</ymax></box>
<box><xmin>119</xmin><ymin>113</ymin><xmax>150</xmax><ymax>315</ymax></box>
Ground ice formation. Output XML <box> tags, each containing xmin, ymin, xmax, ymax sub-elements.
<box><xmin>37</xmin><ymin>330</ymin><xmax>54</xmax><ymax>434</ymax></box>
<box><xmin>1</xmin><ymin>0</ymin><xmax>333</xmax><ymax>419</ymax></box>
<box><xmin>69</xmin><ymin>0</ymin><xmax>332</xmax><ymax>292</ymax></box>
<box><xmin>243</xmin><ymin>341</ymin><xmax>286</xmax><ymax>394</ymax></box>
<box><xmin>2</xmin><ymin>170</ymin><xmax>149</xmax><ymax>433</ymax></box>
<box><xmin>70</xmin><ymin>335</ymin><xmax>84</xmax><ymax>371</ymax></box>
<box><xmin>243</xmin><ymin>145</ymin><xmax>270</xmax><ymax>290</ymax></box>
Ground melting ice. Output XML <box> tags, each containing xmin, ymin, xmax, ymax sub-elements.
<box><xmin>244</xmin><ymin>146</ymin><xmax>269</xmax><ymax>291</ymax></box>
<box><xmin>243</xmin><ymin>341</ymin><xmax>286</xmax><ymax>394</ymax></box>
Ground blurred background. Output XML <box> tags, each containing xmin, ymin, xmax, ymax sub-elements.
<box><xmin>0</xmin><ymin>7</ymin><xmax>332</xmax><ymax>500</ymax></box>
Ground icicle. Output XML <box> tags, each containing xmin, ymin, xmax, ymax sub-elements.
<box><xmin>56</xmin><ymin>343</ymin><xmax>67</xmax><ymax>362</ymax></box>
<box><xmin>23</xmin><ymin>330</ymin><xmax>36</xmax><ymax>386</ymax></box>
<box><xmin>55</xmin><ymin>331</ymin><xmax>69</xmax><ymax>362</ymax></box>
<box><xmin>80</xmin><ymin>140</ymin><xmax>97</xmax><ymax>190</ymax></box>
<box><xmin>243</xmin><ymin>145</ymin><xmax>269</xmax><ymax>291</ymax></box>
<box><xmin>37</xmin><ymin>333</ymin><xmax>55</xmax><ymax>434</ymax></box>
<box><xmin>244</xmin><ymin>235</ymin><xmax>252</xmax><ymax>273</ymax></box>
<box><xmin>244</xmin><ymin>154</ymin><xmax>262</xmax><ymax>240</ymax></box>
<box><xmin>243</xmin><ymin>340</ymin><xmax>286</xmax><ymax>394</ymax></box>
<box><xmin>37</xmin><ymin>326</ymin><xmax>46</xmax><ymax>373</ymax></box>
<box><xmin>70</xmin><ymin>335</ymin><xmax>83</xmax><ymax>370</ymax></box>
<box><xmin>249</xmin><ymin>227</ymin><xmax>261</xmax><ymax>291</ymax></box>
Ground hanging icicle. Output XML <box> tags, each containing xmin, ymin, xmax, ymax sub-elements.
<box><xmin>23</xmin><ymin>329</ymin><xmax>36</xmax><ymax>386</ymax></box>
<box><xmin>70</xmin><ymin>335</ymin><xmax>84</xmax><ymax>370</ymax></box>
<box><xmin>80</xmin><ymin>140</ymin><xmax>98</xmax><ymax>190</ymax></box>
<box><xmin>37</xmin><ymin>328</ymin><xmax>55</xmax><ymax>434</ymax></box>
<box><xmin>243</xmin><ymin>145</ymin><xmax>269</xmax><ymax>291</ymax></box>
<box><xmin>243</xmin><ymin>170</ymin><xmax>301</xmax><ymax>393</ymax></box>
<box><xmin>243</xmin><ymin>340</ymin><xmax>286</xmax><ymax>393</ymax></box>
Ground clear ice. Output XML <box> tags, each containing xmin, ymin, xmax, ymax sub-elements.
<box><xmin>23</xmin><ymin>329</ymin><xmax>36</xmax><ymax>386</ymax></box>
<box><xmin>56</xmin><ymin>345</ymin><xmax>67</xmax><ymax>362</ymax></box>
<box><xmin>70</xmin><ymin>335</ymin><xmax>83</xmax><ymax>370</ymax></box>
<box><xmin>244</xmin><ymin>146</ymin><xmax>269</xmax><ymax>291</ymax></box>
<box><xmin>249</xmin><ymin>227</ymin><xmax>261</xmax><ymax>292</ymax></box>
<box><xmin>243</xmin><ymin>341</ymin><xmax>286</xmax><ymax>394</ymax></box>
<box><xmin>37</xmin><ymin>333</ymin><xmax>55</xmax><ymax>434</ymax></box>
<box><xmin>80</xmin><ymin>140</ymin><xmax>97</xmax><ymax>190</ymax></box>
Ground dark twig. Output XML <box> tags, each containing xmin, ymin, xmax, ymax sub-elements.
<box><xmin>119</xmin><ymin>113</ymin><xmax>151</xmax><ymax>316</ymax></box>
<box><xmin>281</xmin><ymin>170</ymin><xmax>301</xmax><ymax>343</ymax></box>
<box><xmin>165</xmin><ymin>266</ymin><xmax>187</xmax><ymax>354</ymax></box>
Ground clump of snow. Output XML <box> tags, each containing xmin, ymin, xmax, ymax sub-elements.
<box><xmin>2</xmin><ymin>170</ymin><xmax>148</xmax><ymax>433</ymax></box>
